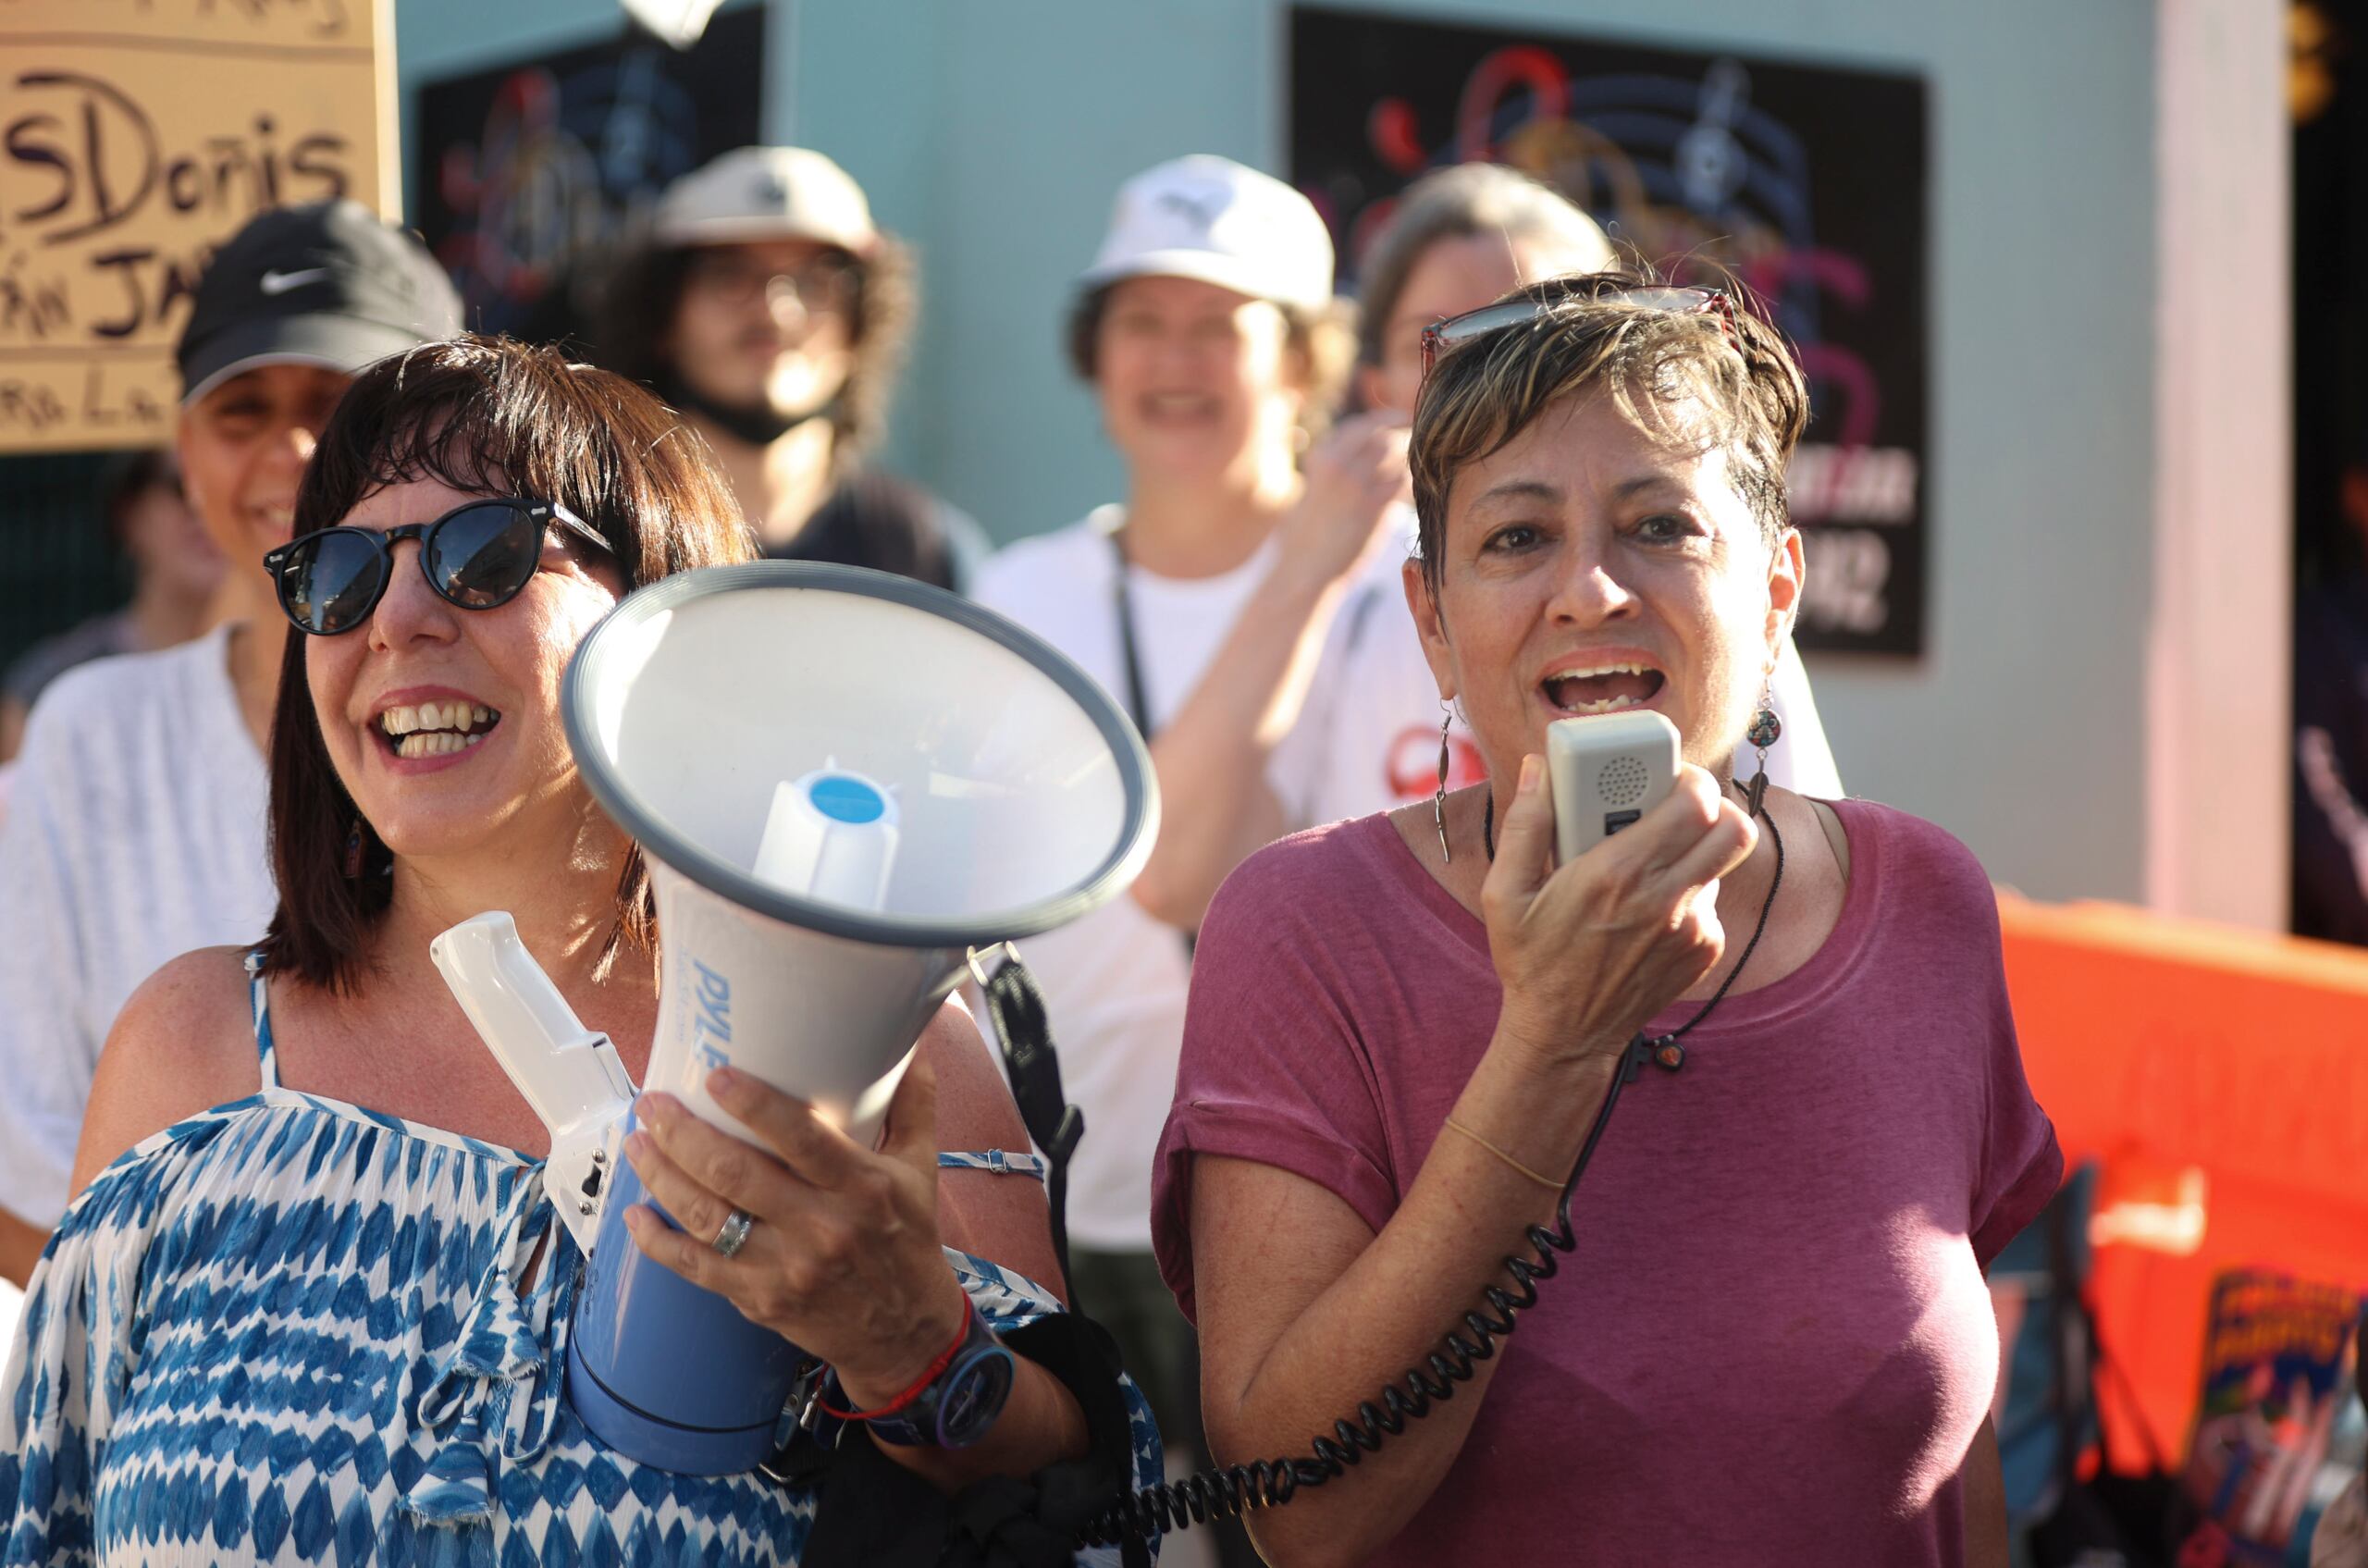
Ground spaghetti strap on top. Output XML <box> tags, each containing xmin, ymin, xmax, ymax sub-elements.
<box><xmin>242</xmin><ymin>947</ymin><xmax>279</xmax><ymax>1092</ymax></box>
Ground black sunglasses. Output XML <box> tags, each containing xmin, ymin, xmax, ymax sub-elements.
<box><xmin>264</xmin><ymin>498</ymin><xmax>614</xmax><ymax>637</ymax></box>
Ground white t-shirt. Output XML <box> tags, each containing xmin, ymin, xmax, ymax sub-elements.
<box><xmin>970</xmin><ymin>506</ymin><xmax>1840</xmax><ymax>1252</ymax></box>
<box><xmin>0</xmin><ymin>624</ymin><xmax>275</xmax><ymax>1226</ymax></box>
<box><xmin>972</xmin><ymin>511</ymin><xmax>1292</xmax><ymax>1252</ymax></box>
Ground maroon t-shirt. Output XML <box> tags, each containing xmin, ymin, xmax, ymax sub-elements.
<box><xmin>1153</xmin><ymin>797</ymin><xmax>2062</xmax><ymax>1566</ymax></box>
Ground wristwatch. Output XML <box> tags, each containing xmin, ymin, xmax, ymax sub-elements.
<box><xmin>863</xmin><ymin>1303</ymin><xmax>1016</xmax><ymax>1450</ymax></box>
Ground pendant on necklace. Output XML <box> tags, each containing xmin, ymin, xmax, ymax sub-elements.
<box><xmin>1651</xmin><ymin>1035</ymin><xmax>1686</xmax><ymax>1073</ymax></box>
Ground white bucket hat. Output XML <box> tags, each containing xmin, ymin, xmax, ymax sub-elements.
<box><xmin>653</xmin><ymin>146</ymin><xmax>879</xmax><ymax>254</ymax></box>
<box><xmin>1079</xmin><ymin>154</ymin><xmax>1334</xmax><ymax>313</ymax></box>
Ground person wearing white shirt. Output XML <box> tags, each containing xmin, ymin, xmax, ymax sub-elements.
<box><xmin>971</xmin><ymin>158</ymin><xmax>1400</xmax><ymax>1559</ymax></box>
<box><xmin>0</xmin><ymin>200</ymin><xmax>460</xmax><ymax>1285</ymax></box>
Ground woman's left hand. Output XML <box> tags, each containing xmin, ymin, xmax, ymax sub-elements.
<box><xmin>621</xmin><ymin>1060</ymin><xmax>972</xmax><ymax>1403</ymax></box>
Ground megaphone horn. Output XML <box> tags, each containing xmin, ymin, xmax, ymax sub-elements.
<box><xmin>432</xmin><ymin>562</ymin><xmax>1157</xmax><ymax>1475</ymax></box>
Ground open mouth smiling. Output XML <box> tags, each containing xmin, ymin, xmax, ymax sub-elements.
<box><xmin>1541</xmin><ymin>661</ymin><xmax>1667</xmax><ymax>716</ymax></box>
<box><xmin>376</xmin><ymin>699</ymin><xmax>502</xmax><ymax>759</ymax></box>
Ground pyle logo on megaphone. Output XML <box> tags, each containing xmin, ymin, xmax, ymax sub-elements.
<box><xmin>687</xmin><ymin>960</ymin><xmax>732</xmax><ymax>1072</ymax></box>
<box><xmin>429</xmin><ymin>562</ymin><xmax>1157</xmax><ymax>1476</ymax></box>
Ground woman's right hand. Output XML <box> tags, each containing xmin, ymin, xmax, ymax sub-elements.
<box><xmin>1272</xmin><ymin>409</ymin><xmax>1412</xmax><ymax>590</ymax></box>
<box><xmin>1481</xmin><ymin>753</ymin><xmax>1758</xmax><ymax>1069</ymax></box>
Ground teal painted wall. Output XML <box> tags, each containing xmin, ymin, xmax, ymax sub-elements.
<box><xmin>394</xmin><ymin>0</ymin><xmax>2157</xmax><ymax>904</ymax></box>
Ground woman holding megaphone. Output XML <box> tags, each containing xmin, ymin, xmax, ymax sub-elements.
<box><xmin>0</xmin><ymin>337</ymin><xmax>1153</xmax><ymax>1567</ymax></box>
<box><xmin>1149</xmin><ymin>276</ymin><xmax>2059</xmax><ymax>1566</ymax></box>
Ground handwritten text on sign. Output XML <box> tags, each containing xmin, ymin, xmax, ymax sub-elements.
<box><xmin>0</xmin><ymin>0</ymin><xmax>387</xmax><ymax>451</ymax></box>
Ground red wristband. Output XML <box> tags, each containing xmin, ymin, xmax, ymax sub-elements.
<box><xmin>817</xmin><ymin>1308</ymin><xmax>975</xmax><ymax>1422</ymax></box>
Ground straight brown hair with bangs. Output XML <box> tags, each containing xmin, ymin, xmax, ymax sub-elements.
<box><xmin>256</xmin><ymin>334</ymin><xmax>757</xmax><ymax>993</ymax></box>
<box><xmin>1408</xmin><ymin>267</ymin><xmax>1808</xmax><ymax>590</ymax></box>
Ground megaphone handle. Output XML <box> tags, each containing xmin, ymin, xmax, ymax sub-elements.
<box><xmin>977</xmin><ymin>954</ymin><xmax>1081</xmax><ymax>1306</ymax></box>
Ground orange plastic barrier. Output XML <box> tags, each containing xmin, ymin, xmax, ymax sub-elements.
<box><xmin>1996</xmin><ymin>895</ymin><xmax>2368</xmax><ymax>1471</ymax></box>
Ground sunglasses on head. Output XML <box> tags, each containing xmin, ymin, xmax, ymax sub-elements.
<box><xmin>264</xmin><ymin>497</ymin><xmax>614</xmax><ymax>637</ymax></box>
<box><xmin>1418</xmin><ymin>284</ymin><xmax>1738</xmax><ymax>379</ymax></box>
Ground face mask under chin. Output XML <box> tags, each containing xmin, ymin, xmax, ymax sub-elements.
<box><xmin>656</xmin><ymin>369</ymin><xmax>836</xmax><ymax>448</ymax></box>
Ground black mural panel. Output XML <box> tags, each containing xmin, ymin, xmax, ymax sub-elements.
<box><xmin>1293</xmin><ymin>6</ymin><xmax>1930</xmax><ymax>657</ymax></box>
<box><xmin>413</xmin><ymin>5</ymin><xmax>766</xmax><ymax>343</ymax></box>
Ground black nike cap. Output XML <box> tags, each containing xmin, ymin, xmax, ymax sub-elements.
<box><xmin>176</xmin><ymin>198</ymin><xmax>465</xmax><ymax>404</ymax></box>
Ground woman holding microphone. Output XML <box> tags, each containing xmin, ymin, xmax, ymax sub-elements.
<box><xmin>1153</xmin><ymin>274</ymin><xmax>2055</xmax><ymax>1565</ymax></box>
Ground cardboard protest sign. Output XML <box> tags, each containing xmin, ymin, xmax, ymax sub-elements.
<box><xmin>0</xmin><ymin>0</ymin><xmax>391</xmax><ymax>452</ymax></box>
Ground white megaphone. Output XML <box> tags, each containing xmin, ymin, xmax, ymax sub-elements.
<box><xmin>428</xmin><ymin>562</ymin><xmax>1156</xmax><ymax>1475</ymax></box>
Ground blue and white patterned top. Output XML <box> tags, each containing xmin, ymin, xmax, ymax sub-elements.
<box><xmin>0</xmin><ymin>967</ymin><xmax>1160</xmax><ymax>1566</ymax></box>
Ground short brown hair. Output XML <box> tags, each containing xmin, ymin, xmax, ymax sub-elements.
<box><xmin>587</xmin><ymin>232</ymin><xmax>918</xmax><ymax>467</ymax></box>
<box><xmin>1409</xmin><ymin>268</ymin><xmax>1807</xmax><ymax>586</ymax></box>
<box><xmin>258</xmin><ymin>335</ymin><xmax>757</xmax><ymax>993</ymax></box>
<box><xmin>1064</xmin><ymin>283</ymin><xmax>1356</xmax><ymax>441</ymax></box>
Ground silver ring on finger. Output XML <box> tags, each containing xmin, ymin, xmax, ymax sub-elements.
<box><xmin>712</xmin><ymin>1208</ymin><xmax>755</xmax><ymax>1258</ymax></box>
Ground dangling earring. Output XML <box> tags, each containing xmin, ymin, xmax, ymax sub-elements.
<box><xmin>342</xmin><ymin>817</ymin><xmax>365</xmax><ymax>880</ymax></box>
<box><xmin>1433</xmin><ymin>704</ymin><xmax>1456</xmax><ymax>863</ymax></box>
<box><xmin>1741</xmin><ymin>691</ymin><xmax>1781</xmax><ymax>819</ymax></box>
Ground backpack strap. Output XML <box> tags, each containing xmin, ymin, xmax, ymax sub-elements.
<box><xmin>974</xmin><ymin>949</ymin><xmax>1083</xmax><ymax>1303</ymax></box>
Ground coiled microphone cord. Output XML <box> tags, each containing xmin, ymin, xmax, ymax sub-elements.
<box><xmin>1076</xmin><ymin>1041</ymin><xmax>1636</xmax><ymax>1546</ymax></box>
<box><xmin>1078</xmin><ymin>798</ymin><xmax>1784</xmax><ymax>1549</ymax></box>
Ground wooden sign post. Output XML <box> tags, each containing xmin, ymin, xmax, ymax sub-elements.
<box><xmin>0</xmin><ymin>0</ymin><xmax>392</xmax><ymax>452</ymax></box>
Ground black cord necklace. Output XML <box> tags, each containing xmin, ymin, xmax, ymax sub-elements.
<box><xmin>1481</xmin><ymin>782</ymin><xmax>1784</xmax><ymax>1072</ymax></box>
